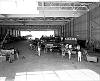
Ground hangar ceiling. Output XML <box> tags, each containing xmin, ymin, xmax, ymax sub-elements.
<box><xmin>0</xmin><ymin>17</ymin><xmax>72</xmax><ymax>25</ymax></box>
<box><xmin>0</xmin><ymin>1</ymin><xmax>92</xmax><ymax>17</ymax></box>
<box><xmin>0</xmin><ymin>0</ymin><xmax>99</xmax><ymax>30</ymax></box>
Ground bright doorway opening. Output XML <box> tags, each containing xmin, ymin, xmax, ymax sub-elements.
<box><xmin>21</xmin><ymin>31</ymin><xmax>54</xmax><ymax>39</ymax></box>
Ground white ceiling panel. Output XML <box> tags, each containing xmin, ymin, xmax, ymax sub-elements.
<box><xmin>0</xmin><ymin>0</ymin><xmax>99</xmax><ymax>17</ymax></box>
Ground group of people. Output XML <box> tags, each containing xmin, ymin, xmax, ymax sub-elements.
<box><xmin>29</xmin><ymin>42</ymin><xmax>41</xmax><ymax>56</ymax></box>
<box><xmin>0</xmin><ymin>48</ymin><xmax>19</xmax><ymax>63</ymax></box>
<box><xmin>61</xmin><ymin>44</ymin><xmax>82</xmax><ymax>62</ymax></box>
<box><xmin>29</xmin><ymin>40</ymin><xmax>87</xmax><ymax>62</ymax></box>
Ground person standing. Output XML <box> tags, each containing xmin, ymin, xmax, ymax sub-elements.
<box><xmin>61</xmin><ymin>44</ymin><xmax>65</xmax><ymax>57</ymax></box>
<box><xmin>77</xmin><ymin>45</ymin><xmax>80</xmax><ymax>51</ymax></box>
<box><xmin>68</xmin><ymin>49</ymin><xmax>71</xmax><ymax>60</ymax></box>
<box><xmin>38</xmin><ymin>46</ymin><xmax>41</xmax><ymax>56</ymax></box>
<box><xmin>29</xmin><ymin>43</ymin><xmax>33</xmax><ymax>50</ymax></box>
<box><xmin>69</xmin><ymin>44</ymin><xmax>72</xmax><ymax>49</ymax></box>
<box><xmin>62</xmin><ymin>47</ymin><xmax>66</xmax><ymax>58</ymax></box>
<box><xmin>78</xmin><ymin>50</ymin><xmax>82</xmax><ymax>62</ymax></box>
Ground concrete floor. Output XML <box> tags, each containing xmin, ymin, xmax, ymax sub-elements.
<box><xmin>0</xmin><ymin>40</ymin><xmax>100</xmax><ymax>81</ymax></box>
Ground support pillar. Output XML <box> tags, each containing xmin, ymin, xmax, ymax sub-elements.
<box><xmin>12</xmin><ymin>28</ymin><xmax>13</xmax><ymax>36</ymax></box>
<box><xmin>65</xmin><ymin>24</ymin><xmax>67</xmax><ymax>38</ymax></box>
<box><xmin>87</xmin><ymin>11</ymin><xmax>92</xmax><ymax>42</ymax></box>
<box><xmin>62</xmin><ymin>25</ymin><xmax>64</xmax><ymax>37</ymax></box>
<box><xmin>63</xmin><ymin>24</ymin><xmax>65</xmax><ymax>38</ymax></box>
<box><xmin>17</xmin><ymin>30</ymin><xmax>19</xmax><ymax>36</ymax></box>
<box><xmin>68</xmin><ymin>22</ymin><xmax>70</xmax><ymax>37</ymax></box>
<box><xmin>19</xmin><ymin>30</ymin><xmax>21</xmax><ymax>36</ymax></box>
<box><xmin>0</xmin><ymin>27</ymin><xmax>2</xmax><ymax>35</ymax></box>
<box><xmin>69</xmin><ymin>21</ymin><xmax>71</xmax><ymax>37</ymax></box>
<box><xmin>15</xmin><ymin>30</ymin><xmax>17</xmax><ymax>37</ymax></box>
<box><xmin>73</xmin><ymin>19</ymin><xmax>74</xmax><ymax>37</ymax></box>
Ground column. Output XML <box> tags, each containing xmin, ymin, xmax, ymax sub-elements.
<box><xmin>12</xmin><ymin>28</ymin><xmax>13</xmax><ymax>36</ymax></box>
<box><xmin>19</xmin><ymin>30</ymin><xmax>21</xmax><ymax>36</ymax></box>
<box><xmin>15</xmin><ymin>30</ymin><xmax>17</xmax><ymax>37</ymax></box>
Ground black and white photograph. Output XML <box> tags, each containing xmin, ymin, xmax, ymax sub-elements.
<box><xmin>0</xmin><ymin>0</ymin><xmax>100</xmax><ymax>81</ymax></box>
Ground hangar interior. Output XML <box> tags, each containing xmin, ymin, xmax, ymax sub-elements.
<box><xmin>0</xmin><ymin>0</ymin><xmax>100</xmax><ymax>81</ymax></box>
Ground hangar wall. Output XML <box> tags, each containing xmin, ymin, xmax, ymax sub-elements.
<box><xmin>0</xmin><ymin>25</ymin><xmax>20</xmax><ymax>42</ymax></box>
<box><xmin>73</xmin><ymin>13</ymin><xmax>88</xmax><ymax>40</ymax></box>
<box><xmin>66</xmin><ymin>5</ymin><xmax>100</xmax><ymax>48</ymax></box>
<box><xmin>0</xmin><ymin>25</ymin><xmax>62</xmax><ymax>42</ymax></box>
<box><xmin>89</xmin><ymin>6</ymin><xmax>100</xmax><ymax>48</ymax></box>
<box><xmin>0</xmin><ymin>3</ymin><xmax>100</xmax><ymax>48</ymax></box>
<box><xmin>90</xmin><ymin>7</ymin><xmax>100</xmax><ymax>41</ymax></box>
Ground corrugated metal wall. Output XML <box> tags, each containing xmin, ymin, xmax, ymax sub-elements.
<box><xmin>66</xmin><ymin>5</ymin><xmax>100</xmax><ymax>41</ymax></box>
<box><xmin>89</xmin><ymin>7</ymin><xmax>100</xmax><ymax>48</ymax></box>
<box><xmin>65</xmin><ymin>5</ymin><xmax>100</xmax><ymax>48</ymax></box>
<box><xmin>90</xmin><ymin>7</ymin><xmax>100</xmax><ymax>41</ymax></box>
<box><xmin>73</xmin><ymin>13</ymin><xmax>88</xmax><ymax>40</ymax></box>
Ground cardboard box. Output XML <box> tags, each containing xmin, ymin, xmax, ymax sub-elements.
<box><xmin>86</xmin><ymin>55</ymin><xmax>98</xmax><ymax>62</ymax></box>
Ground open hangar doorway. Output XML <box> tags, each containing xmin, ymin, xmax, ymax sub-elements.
<box><xmin>20</xmin><ymin>30</ymin><xmax>55</xmax><ymax>39</ymax></box>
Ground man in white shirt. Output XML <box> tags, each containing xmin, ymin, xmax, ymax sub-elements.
<box><xmin>69</xmin><ymin>44</ymin><xmax>72</xmax><ymax>49</ymax></box>
<box><xmin>38</xmin><ymin>46</ymin><xmax>41</xmax><ymax>56</ymax></box>
<box><xmin>30</xmin><ymin>43</ymin><xmax>33</xmax><ymax>49</ymax></box>
<box><xmin>78</xmin><ymin>50</ymin><xmax>82</xmax><ymax>62</ymax></box>
<box><xmin>68</xmin><ymin>49</ymin><xmax>71</xmax><ymax>60</ymax></box>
